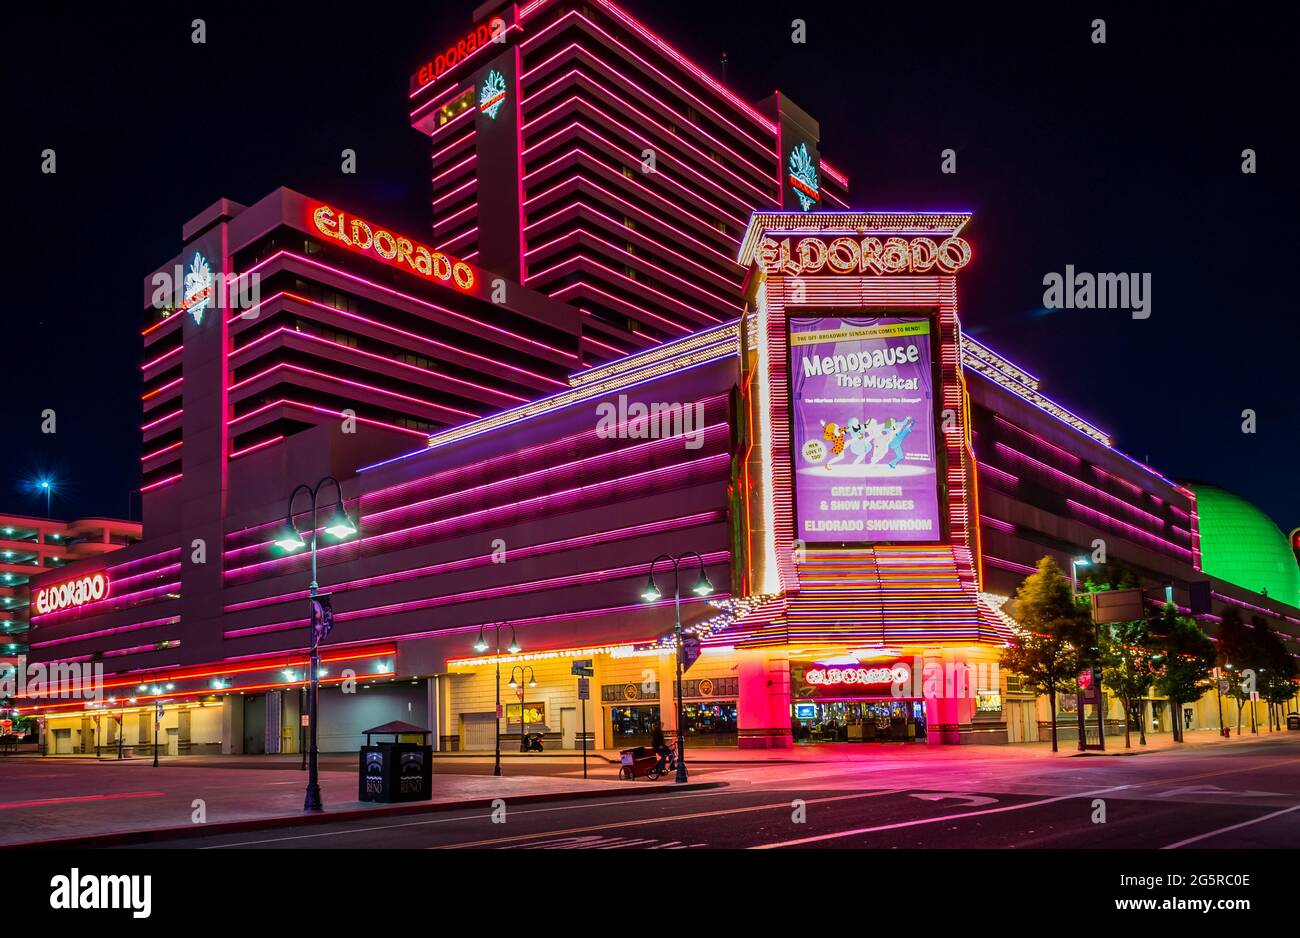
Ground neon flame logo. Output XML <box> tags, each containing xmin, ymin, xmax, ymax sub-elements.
<box><xmin>479</xmin><ymin>68</ymin><xmax>507</xmax><ymax>119</ymax></box>
<box><xmin>182</xmin><ymin>252</ymin><xmax>213</xmax><ymax>325</ymax></box>
<box><xmin>788</xmin><ymin>142</ymin><xmax>820</xmax><ymax>211</ymax></box>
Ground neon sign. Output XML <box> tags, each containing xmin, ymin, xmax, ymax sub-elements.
<box><xmin>309</xmin><ymin>203</ymin><xmax>476</xmax><ymax>292</ymax></box>
<box><xmin>34</xmin><ymin>572</ymin><xmax>110</xmax><ymax>616</ymax></box>
<box><xmin>414</xmin><ymin>17</ymin><xmax>507</xmax><ymax>89</ymax></box>
<box><xmin>805</xmin><ymin>665</ymin><xmax>909</xmax><ymax>686</ymax></box>
<box><xmin>787</xmin><ymin>143</ymin><xmax>820</xmax><ymax>211</ymax></box>
<box><xmin>758</xmin><ymin>235</ymin><xmax>972</xmax><ymax>276</ymax></box>
<box><xmin>180</xmin><ymin>252</ymin><xmax>213</xmax><ymax>325</ymax></box>
<box><xmin>479</xmin><ymin>68</ymin><xmax>507</xmax><ymax>119</ymax></box>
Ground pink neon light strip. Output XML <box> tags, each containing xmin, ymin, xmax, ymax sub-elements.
<box><xmin>520</xmin><ymin>123</ymin><xmax>746</xmax><ymax>227</ymax></box>
<box><xmin>524</xmin><ymin>190</ymin><xmax>739</xmax><ymax>270</ymax></box>
<box><xmin>140</xmin><ymin>473</ymin><xmax>182</xmax><ymax>493</ymax></box>
<box><xmin>224</xmin><ymin>551</ymin><xmax>731</xmax><ymax>639</ymax></box>
<box><xmin>230</xmin><ymin>291</ymin><xmax>564</xmax><ymax>389</ymax></box>
<box><xmin>227</xmin><ymin>252</ymin><xmax>576</xmax><ymax>362</ymax></box>
<box><xmin>228</xmin><ymin>362</ymin><xmax>481</xmax><ymax>422</ymax></box>
<box><xmin>523</xmin><ymin>94</ymin><xmax>769</xmax><ymax>213</ymax></box>
<box><xmin>523</xmin><ymin>67</ymin><xmax>780</xmax><ymax>204</ymax></box>
<box><xmin>228</xmin><ymin>398</ymin><xmax>430</xmax><ymax>439</ymax></box>
<box><xmin>229</xmin><ymin>435</ymin><xmax>285</xmax><ymax>460</ymax></box>
<box><xmin>231</xmin><ymin>331</ymin><xmax>524</xmax><ymax>406</ymax></box>
<box><xmin>224</xmin><ymin>511</ymin><xmax>725</xmax><ymax>613</ymax></box>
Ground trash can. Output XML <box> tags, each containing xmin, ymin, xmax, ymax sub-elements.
<box><xmin>1288</xmin><ymin>713</ymin><xmax>1300</xmax><ymax>732</ymax></box>
<box><xmin>358</xmin><ymin>720</ymin><xmax>434</xmax><ymax>803</ymax></box>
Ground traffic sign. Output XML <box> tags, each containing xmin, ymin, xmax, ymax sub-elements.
<box><xmin>577</xmin><ymin>677</ymin><xmax>590</xmax><ymax>700</ymax></box>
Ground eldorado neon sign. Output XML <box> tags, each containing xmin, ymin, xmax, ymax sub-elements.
<box><xmin>309</xmin><ymin>203</ymin><xmax>476</xmax><ymax>292</ymax></box>
<box><xmin>414</xmin><ymin>17</ymin><xmax>507</xmax><ymax>89</ymax></box>
<box><xmin>805</xmin><ymin>665</ymin><xmax>910</xmax><ymax>687</ymax></box>
<box><xmin>34</xmin><ymin>572</ymin><xmax>110</xmax><ymax>616</ymax></box>
<box><xmin>758</xmin><ymin>235</ymin><xmax>972</xmax><ymax>276</ymax></box>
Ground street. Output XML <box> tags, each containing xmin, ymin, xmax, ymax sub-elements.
<box><xmin>86</xmin><ymin>734</ymin><xmax>1300</xmax><ymax>849</ymax></box>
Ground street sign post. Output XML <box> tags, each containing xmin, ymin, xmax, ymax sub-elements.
<box><xmin>572</xmin><ymin>660</ymin><xmax>593</xmax><ymax>778</ymax></box>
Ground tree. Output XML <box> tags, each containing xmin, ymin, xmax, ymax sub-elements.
<box><xmin>1099</xmin><ymin>617</ymin><xmax>1157</xmax><ymax>748</ymax></box>
<box><xmin>1000</xmin><ymin>556</ymin><xmax>1094</xmax><ymax>752</ymax></box>
<box><xmin>1256</xmin><ymin>621</ymin><xmax>1299</xmax><ymax>730</ymax></box>
<box><xmin>1150</xmin><ymin>605</ymin><xmax>1216</xmax><ymax>742</ymax></box>
<box><xmin>1215</xmin><ymin>607</ymin><xmax>1269</xmax><ymax>734</ymax></box>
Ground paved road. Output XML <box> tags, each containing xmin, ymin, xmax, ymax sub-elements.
<box><xmin>130</xmin><ymin>735</ymin><xmax>1300</xmax><ymax>849</ymax></box>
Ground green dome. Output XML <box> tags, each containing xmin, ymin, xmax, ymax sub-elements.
<box><xmin>1188</xmin><ymin>484</ymin><xmax>1300</xmax><ymax>608</ymax></box>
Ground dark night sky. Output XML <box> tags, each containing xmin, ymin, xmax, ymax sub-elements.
<box><xmin>4</xmin><ymin>2</ymin><xmax>1297</xmax><ymax>531</ymax></box>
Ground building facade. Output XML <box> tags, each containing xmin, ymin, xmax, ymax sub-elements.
<box><xmin>15</xmin><ymin>1</ymin><xmax>1300</xmax><ymax>756</ymax></box>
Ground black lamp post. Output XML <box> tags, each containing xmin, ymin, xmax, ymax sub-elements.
<box><xmin>275</xmin><ymin>476</ymin><xmax>357</xmax><ymax>811</ymax></box>
<box><xmin>474</xmin><ymin>622</ymin><xmax>520</xmax><ymax>776</ymax></box>
<box><xmin>639</xmin><ymin>551</ymin><xmax>713</xmax><ymax>784</ymax></box>
<box><xmin>509</xmin><ymin>666</ymin><xmax>537</xmax><ymax>752</ymax></box>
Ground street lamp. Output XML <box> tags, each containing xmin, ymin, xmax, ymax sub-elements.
<box><xmin>278</xmin><ymin>476</ymin><xmax>357</xmax><ymax>811</ymax></box>
<box><xmin>509</xmin><ymin>665</ymin><xmax>537</xmax><ymax>752</ymax></box>
<box><xmin>639</xmin><ymin>551</ymin><xmax>713</xmax><ymax>784</ymax></box>
<box><xmin>1070</xmin><ymin>556</ymin><xmax>1091</xmax><ymax>594</ymax></box>
<box><xmin>473</xmin><ymin>622</ymin><xmax>518</xmax><ymax>776</ymax></box>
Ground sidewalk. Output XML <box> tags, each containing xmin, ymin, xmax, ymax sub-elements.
<box><xmin>0</xmin><ymin>757</ymin><xmax>662</xmax><ymax>848</ymax></box>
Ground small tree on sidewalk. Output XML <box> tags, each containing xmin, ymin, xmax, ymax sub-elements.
<box><xmin>1099</xmin><ymin>617</ymin><xmax>1157</xmax><ymax>748</ymax></box>
<box><xmin>1257</xmin><ymin>621</ymin><xmax>1300</xmax><ymax>730</ymax></box>
<box><xmin>1000</xmin><ymin>557</ymin><xmax>1093</xmax><ymax>752</ymax></box>
<box><xmin>1150</xmin><ymin>605</ymin><xmax>1216</xmax><ymax>742</ymax></box>
<box><xmin>1215</xmin><ymin>607</ymin><xmax>1265</xmax><ymax>735</ymax></box>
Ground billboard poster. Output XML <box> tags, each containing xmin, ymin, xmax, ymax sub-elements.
<box><xmin>788</xmin><ymin>315</ymin><xmax>941</xmax><ymax>543</ymax></box>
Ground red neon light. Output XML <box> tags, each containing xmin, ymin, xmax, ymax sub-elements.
<box><xmin>412</xmin><ymin>16</ymin><xmax>514</xmax><ymax>94</ymax></box>
<box><xmin>308</xmin><ymin>202</ymin><xmax>476</xmax><ymax>293</ymax></box>
<box><xmin>805</xmin><ymin>665</ymin><xmax>909</xmax><ymax>687</ymax></box>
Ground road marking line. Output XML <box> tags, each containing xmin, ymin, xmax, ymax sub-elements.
<box><xmin>435</xmin><ymin>789</ymin><xmax>909</xmax><ymax>849</ymax></box>
<box><xmin>752</xmin><ymin>785</ymin><xmax>1131</xmax><ymax>848</ymax></box>
<box><xmin>198</xmin><ymin>785</ymin><xmax>770</xmax><ymax>849</ymax></box>
<box><xmin>1161</xmin><ymin>803</ymin><xmax>1300</xmax><ymax>849</ymax></box>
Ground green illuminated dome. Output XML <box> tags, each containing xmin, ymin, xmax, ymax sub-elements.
<box><xmin>1188</xmin><ymin>484</ymin><xmax>1300</xmax><ymax>608</ymax></box>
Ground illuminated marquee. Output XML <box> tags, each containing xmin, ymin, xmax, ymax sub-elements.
<box><xmin>805</xmin><ymin>665</ymin><xmax>910</xmax><ymax>687</ymax></box>
<box><xmin>758</xmin><ymin>235</ymin><xmax>972</xmax><ymax>276</ymax></box>
<box><xmin>34</xmin><ymin>572</ymin><xmax>110</xmax><ymax>616</ymax></box>
<box><xmin>310</xmin><ymin>203</ymin><xmax>476</xmax><ymax>292</ymax></box>
<box><xmin>415</xmin><ymin>17</ymin><xmax>506</xmax><ymax>89</ymax></box>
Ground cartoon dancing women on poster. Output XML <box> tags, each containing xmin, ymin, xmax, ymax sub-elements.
<box><xmin>821</xmin><ymin>416</ymin><xmax>915</xmax><ymax>471</ymax></box>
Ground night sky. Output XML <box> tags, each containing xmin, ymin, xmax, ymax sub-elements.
<box><xmin>5</xmin><ymin>2</ymin><xmax>1296</xmax><ymax>532</ymax></box>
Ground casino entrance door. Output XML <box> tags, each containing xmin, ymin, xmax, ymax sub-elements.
<box><xmin>791</xmin><ymin>699</ymin><xmax>927</xmax><ymax>743</ymax></box>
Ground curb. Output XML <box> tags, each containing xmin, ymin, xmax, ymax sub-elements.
<box><xmin>11</xmin><ymin>781</ymin><xmax>727</xmax><ymax>849</ymax></box>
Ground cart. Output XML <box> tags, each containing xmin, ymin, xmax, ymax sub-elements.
<box><xmin>618</xmin><ymin>746</ymin><xmax>662</xmax><ymax>780</ymax></box>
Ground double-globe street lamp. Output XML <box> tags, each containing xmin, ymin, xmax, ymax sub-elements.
<box><xmin>473</xmin><ymin>622</ymin><xmax>520</xmax><ymax>776</ymax></box>
<box><xmin>509</xmin><ymin>666</ymin><xmax>537</xmax><ymax>751</ymax></box>
<box><xmin>639</xmin><ymin>552</ymin><xmax>713</xmax><ymax>784</ymax></box>
<box><xmin>274</xmin><ymin>476</ymin><xmax>357</xmax><ymax>811</ymax></box>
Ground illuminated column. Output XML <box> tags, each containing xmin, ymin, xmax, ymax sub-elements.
<box><xmin>658</xmin><ymin>650</ymin><xmax>678</xmax><ymax>734</ymax></box>
<box><xmin>737</xmin><ymin>648</ymin><xmax>792</xmax><ymax>749</ymax></box>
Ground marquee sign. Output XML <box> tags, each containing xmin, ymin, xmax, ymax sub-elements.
<box><xmin>33</xmin><ymin>572</ymin><xmax>110</xmax><ymax>616</ymax></box>
<box><xmin>758</xmin><ymin>235</ymin><xmax>972</xmax><ymax>276</ymax></box>
<box><xmin>806</xmin><ymin>665</ymin><xmax>909</xmax><ymax>687</ymax></box>
<box><xmin>309</xmin><ymin>202</ymin><xmax>476</xmax><ymax>292</ymax></box>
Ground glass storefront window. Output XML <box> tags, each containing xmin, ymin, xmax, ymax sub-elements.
<box><xmin>682</xmin><ymin>701</ymin><xmax>737</xmax><ymax>745</ymax></box>
<box><xmin>791</xmin><ymin>700</ymin><xmax>927</xmax><ymax>743</ymax></box>
<box><xmin>610</xmin><ymin>705</ymin><xmax>660</xmax><ymax>745</ymax></box>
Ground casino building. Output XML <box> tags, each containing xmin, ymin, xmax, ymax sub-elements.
<box><xmin>17</xmin><ymin>0</ymin><xmax>1300</xmax><ymax>756</ymax></box>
